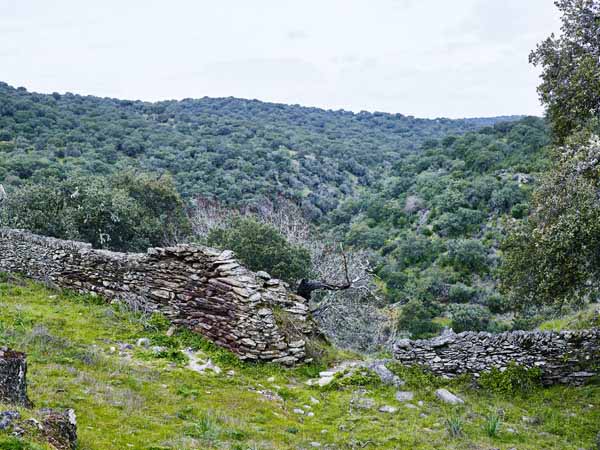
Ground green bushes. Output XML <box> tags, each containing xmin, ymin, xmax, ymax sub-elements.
<box><xmin>449</xmin><ymin>304</ymin><xmax>491</xmax><ymax>332</ymax></box>
<box><xmin>447</xmin><ymin>283</ymin><xmax>476</xmax><ymax>303</ymax></box>
<box><xmin>484</xmin><ymin>413</ymin><xmax>501</xmax><ymax>437</ymax></box>
<box><xmin>206</xmin><ymin>217</ymin><xmax>312</xmax><ymax>284</ymax></box>
<box><xmin>0</xmin><ymin>172</ymin><xmax>191</xmax><ymax>252</ymax></box>
<box><xmin>478</xmin><ymin>362</ymin><xmax>542</xmax><ymax>395</ymax></box>
<box><xmin>446</xmin><ymin>416</ymin><xmax>463</xmax><ymax>438</ymax></box>
<box><xmin>325</xmin><ymin>368</ymin><xmax>382</xmax><ymax>390</ymax></box>
<box><xmin>396</xmin><ymin>299</ymin><xmax>442</xmax><ymax>339</ymax></box>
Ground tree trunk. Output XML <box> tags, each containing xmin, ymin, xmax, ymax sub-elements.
<box><xmin>0</xmin><ymin>348</ymin><xmax>32</xmax><ymax>407</ymax></box>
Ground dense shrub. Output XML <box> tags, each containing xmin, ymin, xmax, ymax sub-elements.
<box><xmin>444</xmin><ymin>239</ymin><xmax>489</xmax><ymax>274</ymax></box>
<box><xmin>0</xmin><ymin>172</ymin><xmax>191</xmax><ymax>252</ymax></box>
<box><xmin>484</xmin><ymin>293</ymin><xmax>510</xmax><ymax>314</ymax></box>
<box><xmin>206</xmin><ymin>217</ymin><xmax>312</xmax><ymax>284</ymax></box>
<box><xmin>479</xmin><ymin>362</ymin><xmax>542</xmax><ymax>395</ymax></box>
<box><xmin>449</xmin><ymin>304</ymin><xmax>491</xmax><ymax>332</ymax></box>
<box><xmin>397</xmin><ymin>299</ymin><xmax>442</xmax><ymax>339</ymax></box>
<box><xmin>447</xmin><ymin>283</ymin><xmax>477</xmax><ymax>304</ymax></box>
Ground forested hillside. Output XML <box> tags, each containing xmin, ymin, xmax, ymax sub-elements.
<box><xmin>327</xmin><ymin>117</ymin><xmax>550</xmax><ymax>336</ymax></box>
<box><xmin>0</xmin><ymin>82</ymin><xmax>552</xmax><ymax>340</ymax></box>
<box><xmin>0</xmin><ymin>82</ymin><xmax>518</xmax><ymax>218</ymax></box>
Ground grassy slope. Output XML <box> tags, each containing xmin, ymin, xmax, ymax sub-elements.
<box><xmin>0</xmin><ymin>278</ymin><xmax>598</xmax><ymax>450</ymax></box>
<box><xmin>538</xmin><ymin>304</ymin><xmax>600</xmax><ymax>332</ymax></box>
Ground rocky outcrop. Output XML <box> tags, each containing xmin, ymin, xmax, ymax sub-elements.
<box><xmin>0</xmin><ymin>348</ymin><xmax>31</xmax><ymax>407</ymax></box>
<box><xmin>0</xmin><ymin>228</ymin><xmax>313</xmax><ymax>364</ymax></box>
<box><xmin>394</xmin><ymin>328</ymin><xmax>600</xmax><ymax>385</ymax></box>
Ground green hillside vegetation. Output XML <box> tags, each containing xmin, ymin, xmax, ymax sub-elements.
<box><xmin>326</xmin><ymin>117</ymin><xmax>550</xmax><ymax>336</ymax></box>
<box><xmin>0</xmin><ymin>82</ymin><xmax>519</xmax><ymax>218</ymax></box>
<box><xmin>1</xmin><ymin>277</ymin><xmax>598</xmax><ymax>450</ymax></box>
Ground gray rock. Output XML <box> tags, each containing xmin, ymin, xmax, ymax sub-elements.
<box><xmin>0</xmin><ymin>349</ymin><xmax>31</xmax><ymax>407</ymax></box>
<box><xmin>394</xmin><ymin>327</ymin><xmax>600</xmax><ymax>386</ymax></box>
<box><xmin>317</xmin><ymin>376</ymin><xmax>334</xmax><ymax>387</ymax></box>
<box><xmin>353</xmin><ymin>398</ymin><xmax>375</xmax><ymax>409</ymax></box>
<box><xmin>151</xmin><ymin>346</ymin><xmax>166</xmax><ymax>355</ymax></box>
<box><xmin>0</xmin><ymin>411</ymin><xmax>20</xmax><ymax>430</ymax></box>
<box><xmin>368</xmin><ymin>361</ymin><xmax>405</xmax><ymax>387</ymax></box>
<box><xmin>378</xmin><ymin>405</ymin><xmax>398</xmax><ymax>413</ymax></box>
<box><xmin>256</xmin><ymin>271</ymin><xmax>271</xmax><ymax>280</ymax></box>
<box><xmin>39</xmin><ymin>409</ymin><xmax>78</xmax><ymax>450</ymax></box>
<box><xmin>395</xmin><ymin>391</ymin><xmax>414</xmax><ymax>402</ymax></box>
<box><xmin>435</xmin><ymin>388</ymin><xmax>464</xmax><ymax>405</ymax></box>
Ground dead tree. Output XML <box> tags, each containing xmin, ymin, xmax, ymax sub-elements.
<box><xmin>296</xmin><ymin>244</ymin><xmax>370</xmax><ymax>302</ymax></box>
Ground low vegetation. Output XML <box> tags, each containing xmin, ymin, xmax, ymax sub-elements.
<box><xmin>0</xmin><ymin>277</ymin><xmax>598</xmax><ymax>449</ymax></box>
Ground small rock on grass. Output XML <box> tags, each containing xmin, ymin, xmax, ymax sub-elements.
<box><xmin>378</xmin><ymin>405</ymin><xmax>398</xmax><ymax>413</ymax></box>
<box><xmin>0</xmin><ymin>411</ymin><xmax>20</xmax><ymax>430</ymax></box>
<box><xmin>368</xmin><ymin>361</ymin><xmax>405</xmax><ymax>387</ymax></box>
<box><xmin>435</xmin><ymin>388</ymin><xmax>464</xmax><ymax>405</ymax></box>
<box><xmin>395</xmin><ymin>391</ymin><xmax>414</xmax><ymax>402</ymax></box>
<box><xmin>317</xmin><ymin>376</ymin><xmax>334</xmax><ymax>387</ymax></box>
<box><xmin>353</xmin><ymin>398</ymin><xmax>375</xmax><ymax>410</ymax></box>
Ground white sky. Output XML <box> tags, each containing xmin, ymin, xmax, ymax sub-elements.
<box><xmin>0</xmin><ymin>0</ymin><xmax>561</xmax><ymax>118</ymax></box>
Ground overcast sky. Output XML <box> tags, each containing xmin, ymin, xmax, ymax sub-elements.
<box><xmin>0</xmin><ymin>0</ymin><xmax>561</xmax><ymax>118</ymax></box>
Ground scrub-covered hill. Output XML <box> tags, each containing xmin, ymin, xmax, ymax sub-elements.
<box><xmin>0</xmin><ymin>82</ymin><xmax>520</xmax><ymax>218</ymax></box>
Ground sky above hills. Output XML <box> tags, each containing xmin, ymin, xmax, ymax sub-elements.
<box><xmin>0</xmin><ymin>0</ymin><xmax>560</xmax><ymax>118</ymax></box>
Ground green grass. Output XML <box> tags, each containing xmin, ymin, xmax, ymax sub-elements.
<box><xmin>538</xmin><ymin>304</ymin><xmax>599</xmax><ymax>331</ymax></box>
<box><xmin>0</xmin><ymin>277</ymin><xmax>599</xmax><ymax>449</ymax></box>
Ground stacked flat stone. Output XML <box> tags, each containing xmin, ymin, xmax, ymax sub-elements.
<box><xmin>394</xmin><ymin>328</ymin><xmax>600</xmax><ymax>385</ymax></box>
<box><xmin>0</xmin><ymin>228</ymin><xmax>313</xmax><ymax>365</ymax></box>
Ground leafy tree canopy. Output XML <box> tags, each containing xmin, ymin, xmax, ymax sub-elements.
<box><xmin>0</xmin><ymin>172</ymin><xmax>190</xmax><ymax>252</ymax></box>
<box><xmin>529</xmin><ymin>0</ymin><xmax>600</xmax><ymax>142</ymax></box>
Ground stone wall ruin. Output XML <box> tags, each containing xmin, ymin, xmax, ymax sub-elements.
<box><xmin>394</xmin><ymin>328</ymin><xmax>600</xmax><ymax>385</ymax></box>
<box><xmin>0</xmin><ymin>228</ymin><xmax>313</xmax><ymax>365</ymax></box>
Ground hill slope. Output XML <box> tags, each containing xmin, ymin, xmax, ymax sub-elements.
<box><xmin>0</xmin><ymin>82</ymin><xmax>520</xmax><ymax>217</ymax></box>
<box><xmin>326</xmin><ymin>117</ymin><xmax>550</xmax><ymax>335</ymax></box>
<box><xmin>1</xmin><ymin>277</ymin><xmax>598</xmax><ymax>449</ymax></box>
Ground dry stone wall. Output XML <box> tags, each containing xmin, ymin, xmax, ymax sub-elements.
<box><xmin>394</xmin><ymin>328</ymin><xmax>600</xmax><ymax>385</ymax></box>
<box><xmin>0</xmin><ymin>228</ymin><xmax>313</xmax><ymax>364</ymax></box>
